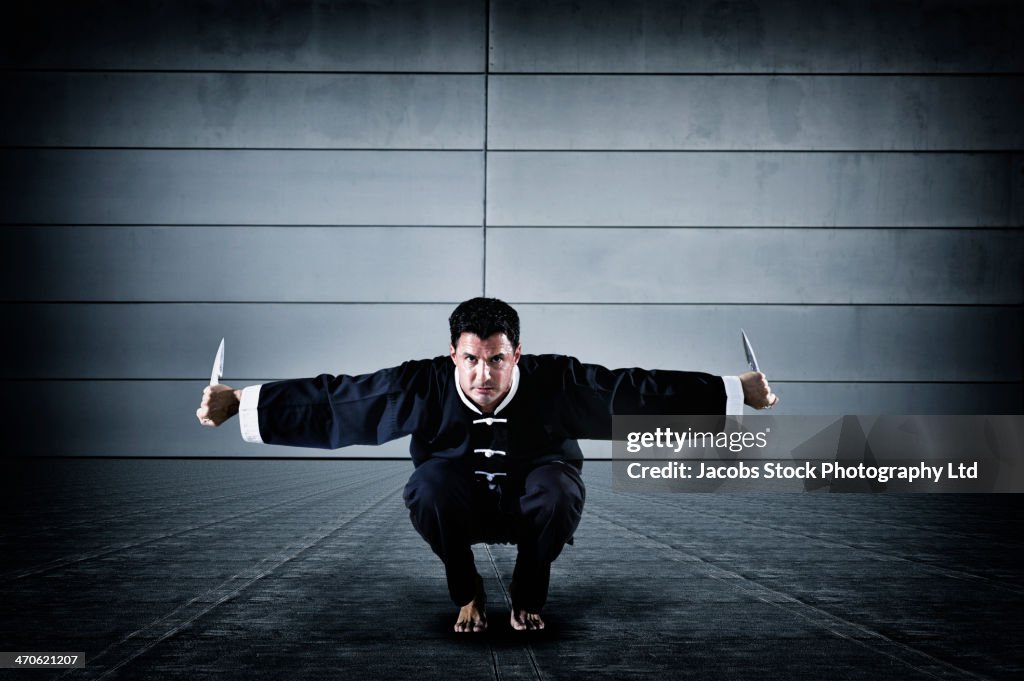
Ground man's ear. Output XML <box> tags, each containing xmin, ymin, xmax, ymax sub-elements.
<box><xmin>513</xmin><ymin>344</ymin><xmax>522</xmax><ymax>363</ymax></box>
<box><xmin>449</xmin><ymin>344</ymin><xmax>457</xmax><ymax>364</ymax></box>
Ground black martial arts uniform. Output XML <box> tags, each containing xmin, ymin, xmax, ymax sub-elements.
<box><xmin>244</xmin><ymin>354</ymin><xmax>729</xmax><ymax>610</ymax></box>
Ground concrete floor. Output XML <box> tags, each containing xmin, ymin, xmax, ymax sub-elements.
<box><xmin>1</xmin><ymin>459</ymin><xmax>1021</xmax><ymax>680</ymax></box>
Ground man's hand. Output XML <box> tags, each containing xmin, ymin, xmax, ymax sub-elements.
<box><xmin>197</xmin><ymin>384</ymin><xmax>242</xmax><ymax>427</ymax></box>
<box><xmin>740</xmin><ymin>371</ymin><xmax>779</xmax><ymax>410</ymax></box>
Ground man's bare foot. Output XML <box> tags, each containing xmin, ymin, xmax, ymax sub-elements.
<box><xmin>454</xmin><ymin>577</ymin><xmax>487</xmax><ymax>633</ymax></box>
<box><xmin>510</xmin><ymin>609</ymin><xmax>545</xmax><ymax>631</ymax></box>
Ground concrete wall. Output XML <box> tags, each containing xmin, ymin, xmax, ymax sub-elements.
<box><xmin>2</xmin><ymin>0</ymin><xmax>1021</xmax><ymax>457</ymax></box>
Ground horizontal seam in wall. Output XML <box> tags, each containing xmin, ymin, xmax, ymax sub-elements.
<box><xmin>488</xmin><ymin>149</ymin><xmax>1024</xmax><ymax>154</ymax></box>
<box><xmin>0</xmin><ymin>68</ymin><xmax>486</xmax><ymax>75</ymax></box>
<box><xmin>5</xmin><ymin>379</ymin><xmax>1022</xmax><ymax>385</ymax></box>
<box><xmin>2</xmin><ymin>302</ymin><xmax>1021</xmax><ymax>307</ymax></box>
<box><xmin>0</xmin><ymin>146</ymin><xmax>485</xmax><ymax>152</ymax></box>
<box><xmin>5</xmin><ymin>454</ymin><xmax>414</xmax><ymax>460</ymax></box>
<box><xmin>4</xmin><ymin>224</ymin><xmax>1021</xmax><ymax>230</ymax></box>
<box><xmin>0</xmin><ymin>300</ymin><xmax>460</xmax><ymax>305</ymax></box>
<box><xmin>0</xmin><ymin>223</ymin><xmax>484</xmax><ymax>229</ymax></box>
<box><xmin>505</xmin><ymin>302</ymin><xmax>1024</xmax><ymax>308</ymax></box>
<box><xmin>8</xmin><ymin>376</ymin><xmax>1024</xmax><ymax>382</ymax></box>
<box><xmin>3</xmin><ymin>68</ymin><xmax>1023</xmax><ymax>77</ymax></box>
<box><xmin>490</xmin><ymin>71</ymin><xmax>1024</xmax><ymax>78</ymax></box>
<box><xmin>0</xmin><ymin>223</ymin><xmax>486</xmax><ymax>228</ymax></box>
<box><xmin>483</xmin><ymin>225</ymin><xmax>1024</xmax><ymax>231</ymax></box>
<box><xmin>3</xmin><ymin>146</ymin><xmax>1020</xmax><ymax>154</ymax></box>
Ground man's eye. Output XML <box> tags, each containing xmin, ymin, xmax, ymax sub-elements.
<box><xmin>490</xmin><ymin>358</ymin><xmax>502</xmax><ymax>364</ymax></box>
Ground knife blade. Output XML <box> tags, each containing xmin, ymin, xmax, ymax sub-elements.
<box><xmin>741</xmin><ymin>329</ymin><xmax>760</xmax><ymax>373</ymax></box>
<box><xmin>210</xmin><ymin>337</ymin><xmax>225</xmax><ymax>386</ymax></box>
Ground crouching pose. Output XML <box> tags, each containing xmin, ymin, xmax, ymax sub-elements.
<box><xmin>197</xmin><ymin>297</ymin><xmax>777</xmax><ymax>632</ymax></box>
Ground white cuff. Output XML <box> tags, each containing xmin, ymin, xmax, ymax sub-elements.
<box><xmin>723</xmin><ymin>376</ymin><xmax>743</xmax><ymax>416</ymax></box>
<box><xmin>238</xmin><ymin>384</ymin><xmax>264</xmax><ymax>444</ymax></box>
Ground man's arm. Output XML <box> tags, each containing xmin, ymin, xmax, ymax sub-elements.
<box><xmin>195</xmin><ymin>359</ymin><xmax>439</xmax><ymax>449</ymax></box>
<box><xmin>551</xmin><ymin>357</ymin><xmax>778</xmax><ymax>440</ymax></box>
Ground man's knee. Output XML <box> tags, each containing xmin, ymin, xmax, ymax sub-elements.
<box><xmin>521</xmin><ymin>463</ymin><xmax>586</xmax><ymax>523</ymax></box>
<box><xmin>404</xmin><ymin>457</ymin><xmax>473</xmax><ymax>516</ymax></box>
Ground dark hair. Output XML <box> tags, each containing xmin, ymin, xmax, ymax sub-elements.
<box><xmin>449</xmin><ymin>297</ymin><xmax>520</xmax><ymax>348</ymax></box>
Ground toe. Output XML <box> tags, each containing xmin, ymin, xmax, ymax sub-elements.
<box><xmin>511</xmin><ymin>611</ymin><xmax>545</xmax><ymax>631</ymax></box>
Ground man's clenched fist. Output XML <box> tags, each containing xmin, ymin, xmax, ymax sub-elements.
<box><xmin>739</xmin><ymin>371</ymin><xmax>779</xmax><ymax>410</ymax></box>
<box><xmin>196</xmin><ymin>384</ymin><xmax>242</xmax><ymax>427</ymax></box>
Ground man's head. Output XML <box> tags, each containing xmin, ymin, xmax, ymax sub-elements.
<box><xmin>448</xmin><ymin>298</ymin><xmax>521</xmax><ymax>413</ymax></box>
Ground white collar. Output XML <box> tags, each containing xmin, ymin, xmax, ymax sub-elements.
<box><xmin>454</xmin><ymin>364</ymin><xmax>520</xmax><ymax>415</ymax></box>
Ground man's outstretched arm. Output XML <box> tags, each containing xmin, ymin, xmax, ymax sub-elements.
<box><xmin>195</xmin><ymin>360</ymin><xmax>440</xmax><ymax>449</ymax></box>
<box><xmin>554</xmin><ymin>357</ymin><xmax>780</xmax><ymax>439</ymax></box>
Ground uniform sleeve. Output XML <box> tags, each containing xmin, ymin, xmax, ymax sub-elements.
<box><xmin>249</xmin><ymin>359</ymin><xmax>439</xmax><ymax>449</ymax></box>
<box><xmin>722</xmin><ymin>375</ymin><xmax>744</xmax><ymax>415</ymax></box>
<box><xmin>555</xmin><ymin>356</ymin><xmax>728</xmax><ymax>440</ymax></box>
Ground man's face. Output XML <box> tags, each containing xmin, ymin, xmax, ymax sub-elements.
<box><xmin>450</xmin><ymin>332</ymin><xmax>521</xmax><ymax>413</ymax></box>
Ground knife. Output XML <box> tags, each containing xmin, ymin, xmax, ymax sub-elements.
<box><xmin>210</xmin><ymin>337</ymin><xmax>225</xmax><ymax>386</ymax></box>
<box><xmin>740</xmin><ymin>329</ymin><xmax>759</xmax><ymax>373</ymax></box>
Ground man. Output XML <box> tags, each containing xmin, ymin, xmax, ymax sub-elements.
<box><xmin>196</xmin><ymin>297</ymin><xmax>777</xmax><ymax>632</ymax></box>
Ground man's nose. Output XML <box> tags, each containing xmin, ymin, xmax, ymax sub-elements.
<box><xmin>480</xmin><ymin>363</ymin><xmax>492</xmax><ymax>382</ymax></box>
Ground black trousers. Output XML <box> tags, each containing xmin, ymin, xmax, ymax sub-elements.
<box><xmin>403</xmin><ymin>457</ymin><xmax>586</xmax><ymax>611</ymax></box>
